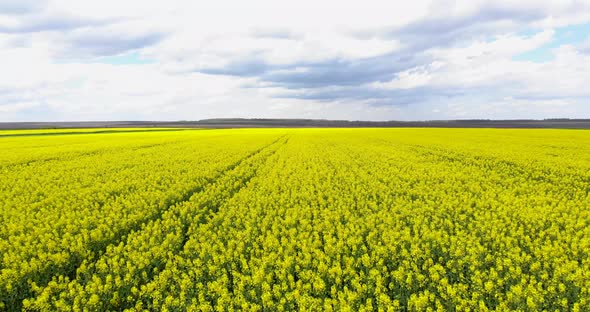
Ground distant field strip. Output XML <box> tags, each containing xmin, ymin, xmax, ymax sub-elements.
<box><xmin>0</xmin><ymin>128</ymin><xmax>195</xmax><ymax>137</ymax></box>
<box><xmin>1</xmin><ymin>128</ymin><xmax>589</xmax><ymax>311</ymax></box>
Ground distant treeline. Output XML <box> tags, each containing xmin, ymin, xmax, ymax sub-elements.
<box><xmin>2</xmin><ymin>118</ymin><xmax>590</xmax><ymax>130</ymax></box>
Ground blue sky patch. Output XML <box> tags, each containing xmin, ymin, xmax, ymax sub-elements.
<box><xmin>513</xmin><ymin>22</ymin><xmax>590</xmax><ymax>63</ymax></box>
<box><xmin>53</xmin><ymin>51</ymin><xmax>156</xmax><ymax>65</ymax></box>
<box><xmin>97</xmin><ymin>52</ymin><xmax>155</xmax><ymax>65</ymax></box>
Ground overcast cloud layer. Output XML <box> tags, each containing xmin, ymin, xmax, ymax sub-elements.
<box><xmin>1</xmin><ymin>0</ymin><xmax>590</xmax><ymax>121</ymax></box>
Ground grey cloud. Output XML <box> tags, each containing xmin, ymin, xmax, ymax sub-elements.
<box><xmin>352</xmin><ymin>5</ymin><xmax>549</xmax><ymax>53</ymax></box>
<box><xmin>199</xmin><ymin>50</ymin><xmax>428</xmax><ymax>90</ymax></box>
<box><xmin>200</xmin><ymin>58</ymin><xmax>285</xmax><ymax>76</ymax></box>
<box><xmin>395</xmin><ymin>7</ymin><xmax>544</xmax><ymax>37</ymax></box>
<box><xmin>63</xmin><ymin>31</ymin><xmax>167</xmax><ymax>57</ymax></box>
<box><xmin>0</xmin><ymin>7</ymin><xmax>167</xmax><ymax>58</ymax></box>
<box><xmin>191</xmin><ymin>40</ymin><xmax>434</xmax><ymax>107</ymax></box>
<box><xmin>0</xmin><ymin>14</ymin><xmax>116</xmax><ymax>33</ymax></box>
<box><xmin>261</xmin><ymin>54</ymin><xmax>422</xmax><ymax>89</ymax></box>
<box><xmin>268</xmin><ymin>67</ymin><xmax>561</xmax><ymax>110</ymax></box>
<box><xmin>579</xmin><ymin>36</ymin><xmax>590</xmax><ymax>54</ymax></box>
<box><xmin>188</xmin><ymin>4</ymin><xmax>578</xmax><ymax>107</ymax></box>
<box><xmin>189</xmin><ymin>5</ymin><xmax>552</xmax><ymax>105</ymax></box>
<box><xmin>279</xmin><ymin>82</ymin><xmax>590</xmax><ymax>111</ymax></box>
<box><xmin>273</xmin><ymin>85</ymin><xmax>475</xmax><ymax>107</ymax></box>
<box><xmin>512</xmin><ymin>93</ymin><xmax>590</xmax><ymax>101</ymax></box>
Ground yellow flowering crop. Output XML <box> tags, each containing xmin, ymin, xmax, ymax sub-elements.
<box><xmin>1</xmin><ymin>128</ymin><xmax>589</xmax><ymax>311</ymax></box>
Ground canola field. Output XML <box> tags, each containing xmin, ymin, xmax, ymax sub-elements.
<box><xmin>1</xmin><ymin>128</ymin><xmax>589</xmax><ymax>311</ymax></box>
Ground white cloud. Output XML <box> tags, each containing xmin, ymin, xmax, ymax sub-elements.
<box><xmin>1</xmin><ymin>0</ymin><xmax>590</xmax><ymax>121</ymax></box>
<box><xmin>580</xmin><ymin>35</ymin><xmax>590</xmax><ymax>54</ymax></box>
<box><xmin>370</xmin><ymin>65</ymin><xmax>435</xmax><ymax>90</ymax></box>
<box><xmin>369</xmin><ymin>29</ymin><xmax>590</xmax><ymax>102</ymax></box>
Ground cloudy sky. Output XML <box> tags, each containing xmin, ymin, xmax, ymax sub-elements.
<box><xmin>1</xmin><ymin>0</ymin><xmax>590</xmax><ymax>121</ymax></box>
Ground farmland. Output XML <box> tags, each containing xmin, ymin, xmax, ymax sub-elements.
<box><xmin>1</xmin><ymin>128</ymin><xmax>589</xmax><ymax>311</ymax></box>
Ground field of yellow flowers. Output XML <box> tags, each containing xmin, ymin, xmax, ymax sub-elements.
<box><xmin>1</xmin><ymin>128</ymin><xmax>589</xmax><ymax>311</ymax></box>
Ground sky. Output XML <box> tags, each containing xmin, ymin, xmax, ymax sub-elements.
<box><xmin>1</xmin><ymin>0</ymin><xmax>590</xmax><ymax>121</ymax></box>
